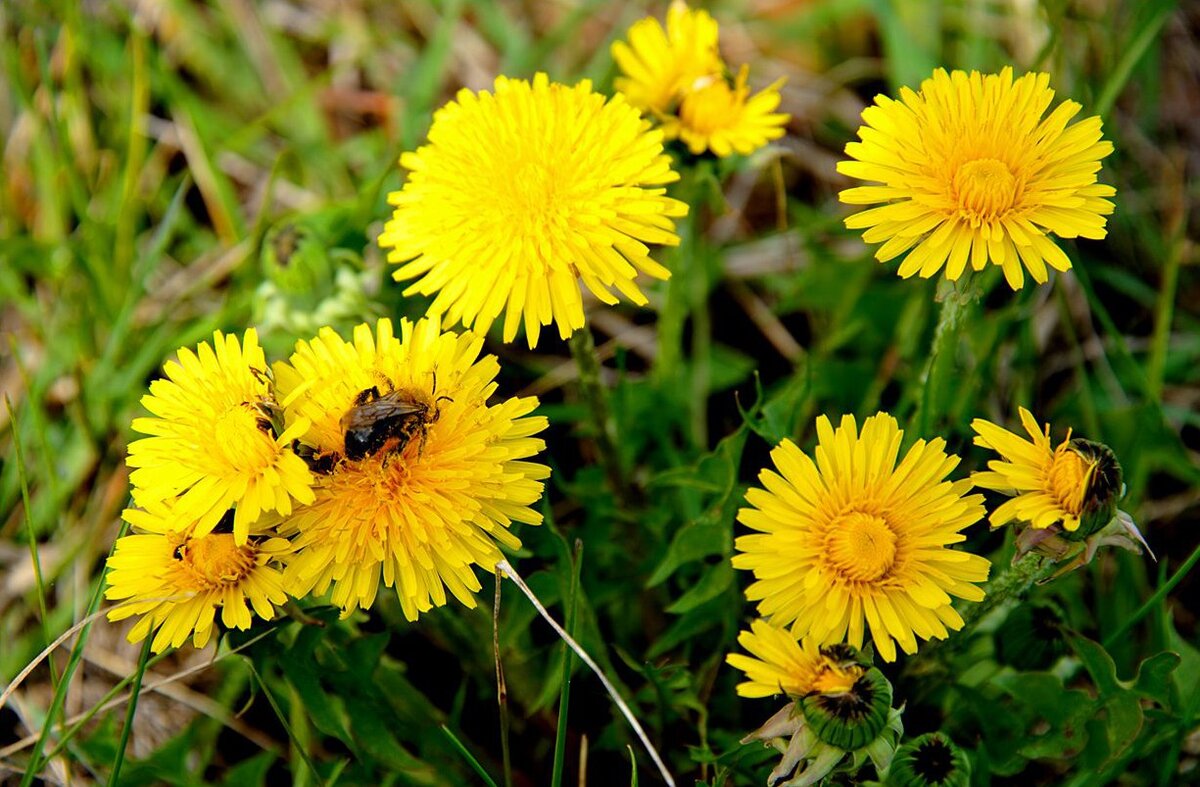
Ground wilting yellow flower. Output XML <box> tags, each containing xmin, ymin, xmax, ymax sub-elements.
<box><xmin>971</xmin><ymin>407</ymin><xmax>1122</xmax><ymax>534</ymax></box>
<box><xmin>726</xmin><ymin>619</ymin><xmax>863</xmax><ymax>699</ymax></box>
<box><xmin>126</xmin><ymin>329</ymin><xmax>315</xmax><ymax>544</ymax></box>
<box><xmin>379</xmin><ymin>74</ymin><xmax>687</xmax><ymax>349</ymax></box>
<box><xmin>733</xmin><ymin>413</ymin><xmax>990</xmax><ymax>662</ymax></box>
<box><xmin>663</xmin><ymin>66</ymin><xmax>787</xmax><ymax>157</ymax></box>
<box><xmin>105</xmin><ymin>503</ymin><xmax>294</xmax><ymax>653</ymax></box>
<box><xmin>611</xmin><ymin>0</ymin><xmax>722</xmax><ymax>115</ymax></box>
<box><xmin>838</xmin><ymin>67</ymin><xmax>1116</xmax><ymax>289</ymax></box>
<box><xmin>273</xmin><ymin>318</ymin><xmax>550</xmax><ymax>619</ymax></box>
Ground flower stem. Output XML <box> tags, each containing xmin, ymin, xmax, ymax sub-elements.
<box><xmin>568</xmin><ymin>325</ymin><xmax>631</xmax><ymax>503</ymax></box>
<box><xmin>958</xmin><ymin>552</ymin><xmax>1056</xmax><ymax>634</ymax></box>
<box><xmin>907</xmin><ymin>552</ymin><xmax>1055</xmax><ymax>678</ymax></box>
<box><xmin>912</xmin><ymin>275</ymin><xmax>979</xmax><ymax>437</ymax></box>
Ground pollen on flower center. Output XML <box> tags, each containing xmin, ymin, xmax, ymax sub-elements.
<box><xmin>953</xmin><ymin>158</ymin><xmax>1018</xmax><ymax>220</ymax></box>
<box><xmin>825</xmin><ymin>512</ymin><xmax>898</xmax><ymax>582</ymax></box>
<box><xmin>177</xmin><ymin>533</ymin><xmax>257</xmax><ymax>588</ymax></box>
<box><xmin>1048</xmin><ymin>447</ymin><xmax>1089</xmax><ymax>515</ymax></box>
<box><xmin>812</xmin><ymin>662</ymin><xmax>863</xmax><ymax>695</ymax></box>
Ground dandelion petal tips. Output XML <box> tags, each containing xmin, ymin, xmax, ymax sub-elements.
<box><xmin>378</xmin><ymin>74</ymin><xmax>688</xmax><ymax>349</ymax></box>
<box><xmin>838</xmin><ymin>67</ymin><xmax>1116</xmax><ymax>290</ymax></box>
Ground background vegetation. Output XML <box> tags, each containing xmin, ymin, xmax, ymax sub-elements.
<box><xmin>1</xmin><ymin>0</ymin><xmax>1197</xmax><ymax>784</ymax></box>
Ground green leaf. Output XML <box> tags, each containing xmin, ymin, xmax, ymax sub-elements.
<box><xmin>646</xmin><ymin>519</ymin><xmax>729</xmax><ymax>587</ymax></box>
<box><xmin>666</xmin><ymin>562</ymin><xmax>735</xmax><ymax>614</ymax></box>
<box><xmin>218</xmin><ymin>753</ymin><xmax>277</xmax><ymax>787</ymax></box>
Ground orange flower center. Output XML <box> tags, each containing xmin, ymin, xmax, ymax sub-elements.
<box><xmin>1048</xmin><ymin>446</ymin><xmax>1090</xmax><ymax>515</ymax></box>
<box><xmin>824</xmin><ymin>512</ymin><xmax>897</xmax><ymax>582</ymax></box>
<box><xmin>174</xmin><ymin>533</ymin><xmax>258</xmax><ymax>589</ymax></box>
<box><xmin>954</xmin><ymin>158</ymin><xmax>1018</xmax><ymax>221</ymax></box>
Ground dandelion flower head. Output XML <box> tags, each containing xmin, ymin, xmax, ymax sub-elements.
<box><xmin>838</xmin><ymin>67</ymin><xmax>1116</xmax><ymax>289</ymax></box>
<box><xmin>733</xmin><ymin>413</ymin><xmax>990</xmax><ymax>661</ymax></box>
<box><xmin>126</xmin><ymin>328</ymin><xmax>315</xmax><ymax>543</ymax></box>
<box><xmin>273</xmin><ymin>318</ymin><xmax>551</xmax><ymax>619</ymax></box>
<box><xmin>613</xmin><ymin>2</ymin><xmax>788</xmax><ymax>158</ymax></box>
<box><xmin>379</xmin><ymin>74</ymin><xmax>687</xmax><ymax>348</ymax></box>
<box><xmin>726</xmin><ymin>619</ymin><xmax>864</xmax><ymax>699</ymax></box>
<box><xmin>663</xmin><ymin>66</ymin><xmax>787</xmax><ymax>157</ymax></box>
<box><xmin>972</xmin><ymin>407</ymin><xmax>1122</xmax><ymax>533</ymax></box>
<box><xmin>611</xmin><ymin>0</ymin><xmax>722</xmax><ymax>115</ymax></box>
<box><xmin>105</xmin><ymin>503</ymin><xmax>294</xmax><ymax>653</ymax></box>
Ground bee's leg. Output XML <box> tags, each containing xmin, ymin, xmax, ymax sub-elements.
<box><xmin>354</xmin><ymin>385</ymin><xmax>382</xmax><ymax>406</ymax></box>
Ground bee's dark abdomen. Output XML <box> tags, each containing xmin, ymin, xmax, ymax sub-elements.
<box><xmin>344</xmin><ymin>428</ymin><xmax>380</xmax><ymax>460</ymax></box>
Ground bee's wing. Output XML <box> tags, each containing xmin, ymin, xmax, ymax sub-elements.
<box><xmin>370</xmin><ymin>398</ymin><xmax>427</xmax><ymax>418</ymax></box>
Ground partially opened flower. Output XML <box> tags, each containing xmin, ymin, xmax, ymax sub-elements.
<box><xmin>731</xmin><ymin>631</ymin><xmax>902</xmax><ymax>786</ymax></box>
<box><xmin>664</xmin><ymin>66</ymin><xmax>787</xmax><ymax>157</ymax></box>
<box><xmin>971</xmin><ymin>407</ymin><xmax>1122</xmax><ymax>535</ymax></box>
<box><xmin>105</xmin><ymin>503</ymin><xmax>294</xmax><ymax>653</ymax></box>
<box><xmin>839</xmin><ymin>67</ymin><xmax>1116</xmax><ymax>289</ymax></box>
<box><xmin>379</xmin><ymin>74</ymin><xmax>686</xmax><ymax>348</ymax></box>
<box><xmin>727</xmin><ymin>619</ymin><xmax>863</xmax><ymax>699</ymax></box>
<box><xmin>611</xmin><ymin>0</ymin><xmax>722</xmax><ymax>115</ymax></box>
<box><xmin>126</xmin><ymin>329</ymin><xmax>315</xmax><ymax>543</ymax></box>
<box><xmin>273</xmin><ymin>318</ymin><xmax>550</xmax><ymax>619</ymax></box>
<box><xmin>733</xmin><ymin>413</ymin><xmax>990</xmax><ymax>661</ymax></box>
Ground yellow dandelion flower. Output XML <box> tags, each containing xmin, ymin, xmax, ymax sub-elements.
<box><xmin>663</xmin><ymin>66</ymin><xmax>788</xmax><ymax>157</ymax></box>
<box><xmin>105</xmin><ymin>503</ymin><xmax>294</xmax><ymax>653</ymax></box>
<box><xmin>838</xmin><ymin>67</ymin><xmax>1116</xmax><ymax>289</ymax></box>
<box><xmin>971</xmin><ymin>407</ymin><xmax>1123</xmax><ymax>534</ymax></box>
<box><xmin>126</xmin><ymin>329</ymin><xmax>315</xmax><ymax>544</ymax></box>
<box><xmin>726</xmin><ymin>619</ymin><xmax>863</xmax><ymax>699</ymax></box>
<box><xmin>273</xmin><ymin>317</ymin><xmax>551</xmax><ymax>619</ymax></box>
<box><xmin>379</xmin><ymin>74</ymin><xmax>687</xmax><ymax>349</ymax></box>
<box><xmin>611</xmin><ymin>0</ymin><xmax>722</xmax><ymax>115</ymax></box>
<box><xmin>733</xmin><ymin>413</ymin><xmax>991</xmax><ymax>662</ymax></box>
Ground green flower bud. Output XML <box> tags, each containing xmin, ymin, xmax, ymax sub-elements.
<box><xmin>1060</xmin><ymin>438</ymin><xmax>1122</xmax><ymax>541</ymax></box>
<box><xmin>800</xmin><ymin>666</ymin><xmax>893</xmax><ymax>751</ymax></box>
<box><xmin>886</xmin><ymin>732</ymin><xmax>970</xmax><ymax>787</ymax></box>
<box><xmin>995</xmin><ymin>600</ymin><xmax>1068</xmax><ymax>671</ymax></box>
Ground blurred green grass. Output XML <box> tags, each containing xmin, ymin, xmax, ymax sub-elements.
<box><xmin>1</xmin><ymin>0</ymin><xmax>1197</xmax><ymax>784</ymax></box>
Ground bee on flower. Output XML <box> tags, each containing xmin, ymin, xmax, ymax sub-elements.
<box><xmin>125</xmin><ymin>328</ymin><xmax>315</xmax><ymax>544</ymax></box>
<box><xmin>272</xmin><ymin>317</ymin><xmax>551</xmax><ymax>619</ymax></box>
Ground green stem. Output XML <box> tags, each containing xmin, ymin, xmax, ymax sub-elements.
<box><xmin>907</xmin><ymin>552</ymin><xmax>1054</xmax><ymax>678</ymax></box>
<box><xmin>107</xmin><ymin>637</ymin><xmax>153</xmax><ymax>786</ymax></box>
<box><xmin>958</xmin><ymin>552</ymin><xmax>1056</xmax><ymax>635</ymax></box>
<box><xmin>568</xmin><ymin>326</ymin><xmax>630</xmax><ymax>503</ymax></box>
<box><xmin>550</xmin><ymin>540</ymin><xmax>583</xmax><ymax>787</ymax></box>
<box><xmin>493</xmin><ymin>568</ymin><xmax>513</xmax><ymax>787</ymax></box>
<box><xmin>912</xmin><ymin>275</ymin><xmax>978</xmax><ymax>437</ymax></box>
<box><xmin>1103</xmin><ymin>540</ymin><xmax>1200</xmax><ymax>649</ymax></box>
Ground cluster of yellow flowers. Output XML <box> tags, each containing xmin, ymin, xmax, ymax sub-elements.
<box><xmin>108</xmin><ymin>319</ymin><xmax>550</xmax><ymax>651</ymax></box>
<box><xmin>612</xmin><ymin>1</ymin><xmax>789</xmax><ymax>157</ymax></box>
<box><xmin>106</xmin><ymin>2</ymin><xmax>1133</xmax><ymax>707</ymax></box>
